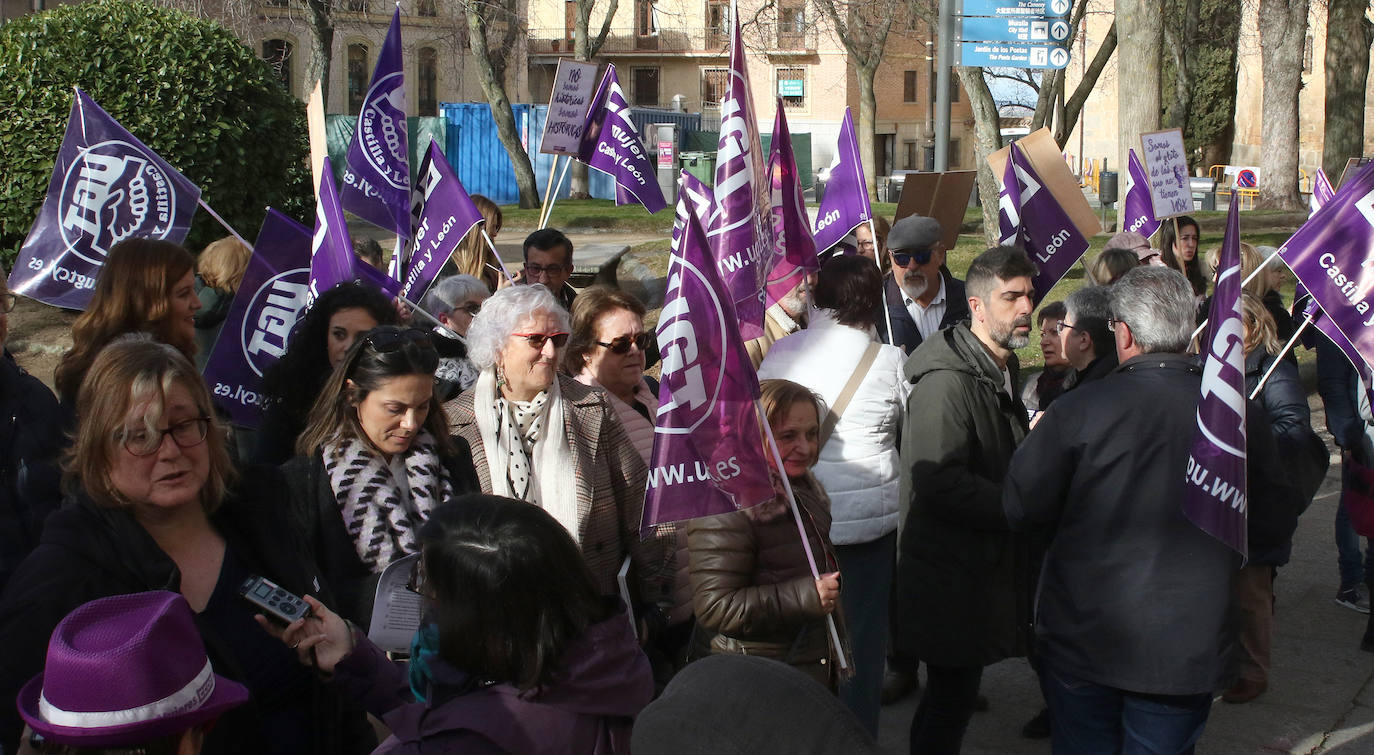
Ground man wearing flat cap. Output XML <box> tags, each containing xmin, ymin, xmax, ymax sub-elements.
<box><xmin>878</xmin><ymin>215</ymin><xmax>969</xmax><ymax>355</ymax></box>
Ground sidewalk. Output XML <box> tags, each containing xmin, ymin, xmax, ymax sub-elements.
<box><xmin>875</xmin><ymin>397</ymin><xmax>1374</xmax><ymax>754</ymax></box>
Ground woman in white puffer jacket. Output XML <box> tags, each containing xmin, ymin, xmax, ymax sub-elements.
<box><xmin>757</xmin><ymin>254</ymin><xmax>910</xmax><ymax>736</ymax></box>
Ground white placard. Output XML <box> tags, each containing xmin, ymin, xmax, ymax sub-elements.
<box><xmin>539</xmin><ymin>59</ymin><xmax>600</xmax><ymax>156</ymax></box>
<box><xmin>1139</xmin><ymin>128</ymin><xmax>1191</xmax><ymax>219</ymax></box>
<box><xmin>367</xmin><ymin>553</ymin><xmax>423</xmax><ymax>653</ymax></box>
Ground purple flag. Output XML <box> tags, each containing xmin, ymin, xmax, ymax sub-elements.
<box><xmin>1302</xmin><ymin>294</ymin><xmax>1374</xmax><ymax>384</ymax></box>
<box><xmin>708</xmin><ymin>13</ymin><xmax>773</xmax><ymax>341</ymax></box>
<box><xmin>401</xmin><ymin>142</ymin><xmax>484</xmax><ymax>301</ymax></box>
<box><xmin>766</xmin><ymin>102</ymin><xmax>818</xmax><ymax>306</ymax></box>
<box><xmin>310</xmin><ymin>157</ymin><xmax>358</xmax><ymax>304</ymax></box>
<box><xmin>1281</xmin><ymin>161</ymin><xmax>1374</xmax><ymax>380</ymax></box>
<box><xmin>672</xmin><ymin>170</ymin><xmax>714</xmax><ymax>252</ymax></box>
<box><xmin>1122</xmin><ymin>149</ymin><xmax>1161</xmax><ymax>239</ymax></box>
<box><xmin>1183</xmin><ymin>193</ymin><xmax>1248</xmax><ymax>558</ymax></box>
<box><xmin>999</xmin><ymin>143</ymin><xmax>1091</xmax><ymax>305</ymax></box>
<box><xmin>812</xmin><ymin>108</ymin><xmax>871</xmax><ymax>253</ymax></box>
<box><xmin>9</xmin><ymin>89</ymin><xmax>201</xmax><ymax>310</ymax></box>
<box><xmin>577</xmin><ymin>64</ymin><xmax>667</xmax><ymax>215</ymax></box>
<box><xmin>340</xmin><ymin>7</ymin><xmax>410</xmax><ymax>237</ymax></box>
<box><xmin>202</xmin><ymin>209</ymin><xmax>311</xmax><ymax>428</ymax></box>
<box><xmin>1311</xmin><ymin>168</ymin><xmax>1336</xmax><ymax>217</ymax></box>
<box><xmin>642</xmin><ymin>189</ymin><xmax>775</xmax><ymax>534</ymax></box>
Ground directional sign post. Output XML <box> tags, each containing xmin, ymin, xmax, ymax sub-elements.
<box><xmin>961</xmin><ymin>41</ymin><xmax>1071</xmax><ymax>69</ymax></box>
<box><xmin>958</xmin><ymin>0</ymin><xmax>1071</xmax><ymax>69</ymax></box>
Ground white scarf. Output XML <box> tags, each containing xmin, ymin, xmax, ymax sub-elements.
<box><xmin>473</xmin><ymin>369</ymin><xmax>580</xmax><ymax>542</ymax></box>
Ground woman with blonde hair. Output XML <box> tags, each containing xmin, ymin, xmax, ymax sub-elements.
<box><xmin>448</xmin><ymin>194</ymin><xmax>504</xmax><ymax>291</ymax></box>
<box><xmin>1206</xmin><ymin>241</ymin><xmax>1295</xmax><ymax>343</ymax></box>
<box><xmin>194</xmin><ymin>236</ymin><xmax>253</xmax><ymax>369</ymax></box>
<box><xmin>54</xmin><ymin>239</ymin><xmax>200</xmax><ymax>407</ymax></box>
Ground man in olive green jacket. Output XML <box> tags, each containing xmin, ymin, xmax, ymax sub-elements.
<box><xmin>895</xmin><ymin>246</ymin><xmax>1036</xmax><ymax>754</ymax></box>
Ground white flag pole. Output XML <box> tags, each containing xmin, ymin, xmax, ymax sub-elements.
<box><xmin>1248</xmin><ymin>312</ymin><xmax>1314</xmax><ymax>400</ymax></box>
<box><xmin>195</xmin><ymin>197</ymin><xmax>253</xmax><ymax>252</ymax></box>
<box><xmin>540</xmin><ymin>155</ymin><xmax>575</xmax><ymax>230</ymax></box>
<box><xmin>1189</xmin><ymin>247</ymin><xmax>1284</xmax><ymax>343</ymax></box>
<box><xmin>482</xmin><ymin>228</ymin><xmax>517</xmax><ymax>285</ymax></box>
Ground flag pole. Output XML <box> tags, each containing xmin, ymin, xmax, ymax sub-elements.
<box><xmin>1248</xmin><ymin>312</ymin><xmax>1314</xmax><ymax>400</ymax></box>
<box><xmin>1189</xmin><ymin>247</ymin><xmax>1284</xmax><ymax>342</ymax></box>
<box><xmin>867</xmin><ymin>218</ymin><xmax>895</xmax><ymax>346</ymax></box>
<box><xmin>538</xmin><ymin>154</ymin><xmax>561</xmax><ymax>229</ymax></box>
<box><xmin>755</xmin><ymin>399</ymin><xmax>851</xmax><ymax>672</ymax></box>
<box><xmin>540</xmin><ymin>155</ymin><xmax>575</xmax><ymax>230</ymax></box>
<box><xmin>396</xmin><ymin>294</ymin><xmax>443</xmax><ymax>329</ymax></box>
<box><xmin>196</xmin><ymin>197</ymin><xmax>253</xmax><ymax>251</ymax></box>
<box><xmin>482</xmin><ymin>228</ymin><xmax>517</xmax><ymax>285</ymax></box>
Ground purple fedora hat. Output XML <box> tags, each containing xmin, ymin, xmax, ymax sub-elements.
<box><xmin>17</xmin><ymin>591</ymin><xmax>249</xmax><ymax>748</ymax></box>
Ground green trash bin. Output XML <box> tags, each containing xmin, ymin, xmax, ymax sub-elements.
<box><xmin>679</xmin><ymin>151</ymin><xmax>716</xmax><ymax>187</ymax></box>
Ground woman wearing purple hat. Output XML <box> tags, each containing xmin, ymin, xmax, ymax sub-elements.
<box><xmin>0</xmin><ymin>335</ymin><xmax>374</xmax><ymax>755</ymax></box>
<box><xmin>18</xmin><ymin>591</ymin><xmax>249</xmax><ymax>754</ymax></box>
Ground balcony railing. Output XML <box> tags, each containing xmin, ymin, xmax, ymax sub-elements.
<box><xmin>528</xmin><ymin>26</ymin><xmax>728</xmax><ymax>55</ymax></box>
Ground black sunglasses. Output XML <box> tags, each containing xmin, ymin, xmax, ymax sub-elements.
<box><xmin>512</xmin><ymin>332</ymin><xmax>570</xmax><ymax>350</ymax></box>
<box><xmin>596</xmin><ymin>332</ymin><xmax>654</xmax><ymax>355</ymax></box>
<box><xmin>364</xmin><ymin>327</ymin><xmax>436</xmax><ymax>353</ymax></box>
<box><xmin>892</xmin><ymin>249</ymin><xmax>934</xmax><ymax>267</ymax></box>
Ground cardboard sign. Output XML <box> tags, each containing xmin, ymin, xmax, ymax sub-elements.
<box><xmin>539</xmin><ymin>59</ymin><xmax>600</xmax><ymax>155</ymax></box>
<box><xmin>1340</xmin><ymin>157</ymin><xmax>1374</xmax><ymax>190</ymax></box>
<box><xmin>987</xmin><ymin>128</ymin><xmax>1097</xmax><ymax>238</ymax></box>
<box><xmin>1138</xmin><ymin>128</ymin><xmax>1191</xmax><ymax>219</ymax></box>
<box><xmin>895</xmin><ymin>171</ymin><xmax>978</xmax><ymax>251</ymax></box>
<box><xmin>307</xmin><ymin>80</ymin><xmax>327</xmax><ymax>201</ymax></box>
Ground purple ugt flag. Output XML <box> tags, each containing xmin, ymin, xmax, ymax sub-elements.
<box><xmin>401</xmin><ymin>142</ymin><xmax>484</xmax><ymax>301</ymax></box>
<box><xmin>813</xmin><ymin>108</ymin><xmax>871</xmax><ymax>254</ymax></box>
<box><xmin>766</xmin><ymin>102</ymin><xmax>818</xmax><ymax>306</ymax></box>
<box><xmin>9</xmin><ymin>89</ymin><xmax>201</xmax><ymax>311</ymax></box>
<box><xmin>310</xmin><ymin>157</ymin><xmax>359</xmax><ymax>305</ymax></box>
<box><xmin>577</xmin><ymin>64</ymin><xmax>667</xmax><ymax>215</ymax></box>
<box><xmin>642</xmin><ymin>192</ymin><xmax>775</xmax><ymax>534</ymax></box>
<box><xmin>1310</xmin><ymin>167</ymin><xmax>1336</xmax><ymax>217</ymax></box>
<box><xmin>202</xmin><ymin>209</ymin><xmax>311</xmax><ymax>428</ymax></box>
<box><xmin>1183</xmin><ymin>192</ymin><xmax>1248</xmax><ymax>558</ymax></box>
<box><xmin>341</xmin><ymin>7</ymin><xmax>410</xmax><ymax>238</ymax></box>
<box><xmin>708</xmin><ymin>10</ymin><xmax>773</xmax><ymax>341</ymax></box>
<box><xmin>1122</xmin><ymin>149</ymin><xmax>1161</xmax><ymax>239</ymax></box>
<box><xmin>999</xmin><ymin>143</ymin><xmax>1090</xmax><ymax>305</ymax></box>
<box><xmin>672</xmin><ymin>170</ymin><xmax>714</xmax><ymax>252</ymax></box>
<box><xmin>1280</xmin><ymin>161</ymin><xmax>1374</xmax><ymax>379</ymax></box>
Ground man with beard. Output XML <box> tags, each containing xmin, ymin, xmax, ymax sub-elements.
<box><xmin>879</xmin><ymin>215</ymin><xmax>969</xmax><ymax>355</ymax></box>
<box><xmin>895</xmin><ymin>246</ymin><xmax>1036</xmax><ymax>754</ymax></box>
<box><xmin>745</xmin><ymin>276</ymin><xmax>810</xmax><ymax>369</ymax></box>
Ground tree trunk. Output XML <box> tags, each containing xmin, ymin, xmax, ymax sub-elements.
<box><xmin>858</xmin><ymin>63</ymin><xmax>879</xmax><ymax>201</ymax></box>
<box><xmin>956</xmin><ymin>66</ymin><xmax>1004</xmax><ymax>247</ymax></box>
<box><xmin>569</xmin><ymin>0</ymin><xmax>616</xmax><ymax>199</ymax></box>
<box><xmin>1056</xmin><ymin>21</ymin><xmax>1116</xmax><ymax>148</ymax></box>
<box><xmin>1115</xmin><ymin>0</ymin><xmax>1162</xmax><ymax>178</ymax></box>
<box><xmin>468</xmin><ymin>6</ymin><xmax>540</xmax><ymax>208</ymax></box>
<box><xmin>1163</xmin><ymin>0</ymin><xmax>1200</xmax><ymax>132</ymax></box>
<box><xmin>1257</xmin><ymin>0</ymin><xmax>1309</xmax><ymax>210</ymax></box>
<box><xmin>305</xmin><ymin>0</ymin><xmax>333</xmax><ymax>108</ymax></box>
<box><xmin>1323</xmin><ymin>0</ymin><xmax>1373</xmax><ymax>180</ymax></box>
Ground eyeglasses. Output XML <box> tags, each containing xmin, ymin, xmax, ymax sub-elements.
<box><xmin>0</xmin><ymin>294</ymin><xmax>14</xmax><ymax>314</ymax></box>
<box><xmin>405</xmin><ymin>558</ymin><xmax>427</xmax><ymax>596</ymax></box>
<box><xmin>121</xmin><ymin>416</ymin><xmax>211</xmax><ymax>457</ymax></box>
<box><xmin>1054</xmin><ymin>321</ymin><xmax>1083</xmax><ymax>334</ymax></box>
<box><xmin>512</xmin><ymin>332</ymin><xmax>570</xmax><ymax>350</ymax></box>
<box><xmin>892</xmin><ymin>249</ymin><xmax>934</xmax><ymax>268</ymax></box>
<box><xmin>523</xmin><ymin>263</ymin><xmax>569</xmax><ymax>277</ymax></box>
<box><xmin>1107</xmin><ymin>318</ymin><xmax>1128</xmax><ymax>333</ymax></box>
<box><xmin>456</xmin><ymin>302</ymin><xmax>482</xmax><ymax>317</ymax></box>
<box><xmin>364</xmin><ymin>327</ymin><xmax>436</xmax><ymax>353</ymax></box>
<box><xmin>596</xmin><ymin>332</ymin><xmax>654</xmax><ymax>354</ymax></box>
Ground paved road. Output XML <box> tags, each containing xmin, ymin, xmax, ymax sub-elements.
<box><xmin>874</xmin><ymin>395</ymin><xmax>1374</xmax><ymax>754</ymax></box>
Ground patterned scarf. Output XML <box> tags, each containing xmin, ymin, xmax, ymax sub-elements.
<box><xmin>323</xmin><ymin>430</ymin><xmax>453</xmax><ymax>572</ymax></box>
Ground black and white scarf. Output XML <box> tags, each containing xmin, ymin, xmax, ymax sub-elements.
<box><xmin>323</xmin><ymin>430</ymin><xmax>453</xmax><ymax>572</ymax></box>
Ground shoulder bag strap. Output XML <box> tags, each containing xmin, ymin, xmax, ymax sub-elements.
<box><xmin>819</xmin><ymin>341</ymin><xmax>882</xmax><ymax>449</ymax></box>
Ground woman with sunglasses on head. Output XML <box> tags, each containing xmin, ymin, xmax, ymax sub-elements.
<box><xmin>0</xmin><ymin>334</ymin><xmax>375</xmax><ymax>755</ymax></box>
<box><xmin>421</xmin><ymin>274</ymin><xmax>490</xmax><ymax>402</ymax></box>
<box><xmin>444</xmin><ymin>285</ymin><xmax>672</xmax><ymax>629</ymax></box>
<box><xmin>283</xmin><ymin>325</ymin><xmax>479</xmax><ymax>628</ymax></box>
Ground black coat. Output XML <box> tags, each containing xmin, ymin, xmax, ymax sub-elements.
<box><xmin>1004</xmin><ymin>353</ymin><xmax>1301</xmax><ymax>695</ymax></box>
<box><xmin>0</xmin><ymin>352</ymin><xmax>65</xmax><ymax>594</ymax></box>
<box><xmin>1246</xmin><ymin>349</ymin><xmax>1328</xmax><ymax>560</ymax></box>
<box><xmin>0</xmin><ymin>466</ymin><xmax>375</xmax><ymax>755</ymax></box>
<box><xmin>877</xmin><ymin>272</ymin><xmax>970</xmax><ymax>355</ymax></box>
<box><xmin>281</xmin><ymin>439</ymin><xmax>480</xmax><ymax>627</ymax></box>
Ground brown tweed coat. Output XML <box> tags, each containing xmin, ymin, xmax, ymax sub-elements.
<box><xmin>444</xmin><ymin>373</ymin><xmax>673</xmax><ymax>611</ymax></box>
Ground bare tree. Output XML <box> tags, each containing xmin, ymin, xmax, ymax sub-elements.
<box><xmin>1323</xmin><ymin>0</ymin><xmax>1372</xmax><ymax>179</ymax></box>
<box><xmin>1029</xmin><ymin>1</ymin><xmax>1116</xmax><ymax>149</ymax></box>
<box><xmin>565</xmin><ymin>0</ymin><xmax>619</xmax><ymax>197</ymax></box>
<box><xmin>1256</xmin><ymin>0</ymin><xmax>1309</xmax><ymax>210</ymax></box>
<box><xmin>467</xmin><ymin>0</ymin><xmax>541</xmax><ymax>207</ymax></box>
<box><xmin>954</xmin><ymin>65</ymin><xmax>1004</xmax><ymax>246</ymax></box>
<box><xmin>1161</xmin><ymin>0</ymin><xmax>1200</xmax><ymax>133</ymax></box>
<box><xmin>1116</xmin><ymin>0</ymin><xmax>1161</xmax><ymax>181</ymax></box>
<box><xmin>815</xmin><ymin>0</ymin><xmax>901</xmax><ymax>199</ymax></box>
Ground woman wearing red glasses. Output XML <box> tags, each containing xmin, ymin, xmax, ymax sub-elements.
<box><xmin>445</xmin><ymin>284</ymin><xmax>672</xmax><ymax>624</ymax></box>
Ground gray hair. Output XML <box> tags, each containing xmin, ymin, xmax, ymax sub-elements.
<box><xmin>1065</xmin><ymin>285</ymin><xmax>1115</xmax><ymax>357</ymax></box>
<box><xmin>422</xmin><ymin>274</ymin><xmax>489</xmax><ymax>319</ymax></box>
<box><xmin>466</xmin><ymin>284</ymin><xmax>571</xmax><ymax>369</ymax></box>
<box><xmin>1110</xmin><ymin>267</ymin><xmax>1196</xmax><ymax>354</ymax></box>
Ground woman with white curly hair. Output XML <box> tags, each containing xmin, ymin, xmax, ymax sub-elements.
<box><xmin>443</xmin><ymin>284</ymin><xmax>672</xmax><ymax>626</ymax></box>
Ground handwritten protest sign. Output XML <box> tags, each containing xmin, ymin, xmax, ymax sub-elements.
<box><xmin>539</xmin><ymin>59</ymin><xmax>600</xmax><ymax>155</ymax></box>
<box><xmin>1139</xmin><ymin>128</ymin><xmax>1191</xmax><ymax>219</ymax></box>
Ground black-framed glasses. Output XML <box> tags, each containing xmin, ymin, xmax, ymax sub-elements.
<box><xmin>364</xmin><ymin>327</ymin><xmax>436</xmax><ymax>353</ymax></box>
<box><xmin>523</xmin><ymin>263</ymin><xmax>569</xmax><ymax>277</ymax></box>
<box><xmin>456</xmin><ymin>302</ymin><xmax>482</xmax><ymax>317</ymax></box>
<box><xmin>405</xmin><ymin>558</ymin><xmax>427</xmax><ymax>596</ymax></box>
<box><xmin>512</xmin><ymin>331</ymin><xmax>570</xmax><ymax>350</ymax></box>
<box><xmin>596</xmin><ymin>332</ymin><xmax>654</xmax><ymax>355</ymax></box>
<box><xmin>0</xmin><ymin>294</ymin><xmax>15</xmax><ymax>314</ymax></box>
<box><xmin>121</xmin><ymin>417</ymin><xmax>211</xmax><ymax>457</ymax></box>
<box><xmin>1054</xmin><ymin>321</ymin><xmax>1083</xmax><ymax>334</ymax></box>
<box><xmin>1107</xmin><ymin>318</ymin><xmax>1128</xmax><ymax>333</ymax></box>
<box><xmin>892</xmin><ymin>249</ymin><xmax>934</xmax><ymax>268</ymax></box>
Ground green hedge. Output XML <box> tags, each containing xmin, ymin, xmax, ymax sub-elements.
<box><xmin>0</xmin><ymin>0</ymin><xmax>312</xmax><ymax>266</ymax></box>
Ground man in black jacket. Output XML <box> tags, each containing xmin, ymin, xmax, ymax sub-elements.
<box><xmin>877</xmin><ymin>215</ymin><xmax>969</xmax><ymax>354</ymax></box>
<box><xmin>1057</xmin><ymin>285</ymin><xmax>1116</xmax><ymax>390</ymax></box>
<box><xmin>1003</xmin><ymin>267</ymin><xmax>1299</xmax><ymax>754</ymax></box>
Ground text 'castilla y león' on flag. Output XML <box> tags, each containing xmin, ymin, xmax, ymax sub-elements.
<box><xmin>1183</xmin><ymin>193</ymin><xmax>1248</xmax><ymax>558</ymax></box>
<box><xmin>576</xmin><ymin>64</ymin><xmax>667</xmax><ymax>216</ymax></box>
<box><xmin>997</xmin><ymin>141</ymin><xmax>1090</xmax><ymax>305</ymax></box>
<box><xmin>401</xmin><ymin>141</ymin><xmax>485</xmax><ymax>303</ymax></box>
<box><xmin>340</xmin><ymin>6</ymin><xmax>410</xmax><ymax>241</ymax></box>
<box><xmin>8</xmin><ymin>88</ymin><xmax>200</xmax><ymax>311</ymax></box>
<box><xmin>641</xmin><ymin>174</ymin><xmax>775</xmax><ymax>535</ymax></box>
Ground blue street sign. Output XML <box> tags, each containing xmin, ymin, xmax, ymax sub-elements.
<box><xmin>962</xmin><ymin>16</ymin><xmax>1056</xmax><ymax>43</ymax></box>
<box><xmin>960</xmin><ymin>40</ymin><xmax>1071</xmax><ymax>69</ymax></box>
<box><xmin>961</xmin><ymin>0</ymin><xmax>1070</xmax><ymax>17</ymax></box>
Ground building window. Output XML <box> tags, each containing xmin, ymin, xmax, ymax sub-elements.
<box><xmin>635</xmin><ymin>0</ymin><xmax>659</xmax><ymax>49</ymax></box>
<box><xmin>632</xmin><ymin>67</ymin><xmax>660</xmax><ymax>106</ymax></box>
<box><xmin>347</xmin><ymin>43</ymin><xmax>369</xmax><ymax>115</ymax></box>
<box><xmin>948</xmin><ymin>138</ymin><xmax>962</xmax><ymax>168</ymax></box>
<box><xmin>904</xmin><ymin>70</ymin><xmax>918</xmax><ymax>103</ymax></box>
<box><xmin>565</xmin><ymin>0</ymin><xmax>576</xmax><ymax>43</ymax></box>
<box><xmin>262</xmin><ymin>39</ymin><xmax>292</xmax><ymax>93</ymax></box>
<box><xmin>418</xmin><ymin>47</ymin><xmax>438</xmax><ymax>115</ymax></box>
<box><xmin>950</xmin><ymin>79</ymin><xmax>961</xmax><ymax>103</ymax></box>
<box><xmin>701</xmin><ymin>67</ymin><xmax>729</xmax><ymax>107</ymax></box>
<box><xmin>777</xmin><ymin>5</ymin><xmax>804</xmax><ymax>48</ymax></box>
<box><xmin>417</xmin><ymin>0</ymin><xmax>436</xmax><ymax>15</ymax></box>
<box><xmin>345</xmin><ymin>0</ymin><xmax>367</xmax><ymax>11</ymax></box>
<box><xmin>706</xmin><ymin>1</ymin><xmax>729</xmax><ymax>48</ymax></box>
<box><xmin>903</xmin><ymin>140</ymin><xmax>917</xmax><ymax>170</ymax></box>
<box><xmin>777</xmin><ymin>67</ymin><xmax>805</xmax><ymax>108</ymax></box>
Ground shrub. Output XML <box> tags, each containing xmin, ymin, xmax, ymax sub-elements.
<box><xmin>0</xmin><ymin>0</ymin><xmax>312</xmax><ymax>266</ymax></box>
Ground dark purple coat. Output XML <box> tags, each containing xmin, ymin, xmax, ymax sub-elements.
<box><xmin>333</xmin><ymin>609</ymin><xmax>654</xmax><ymax>754</ymax></box>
